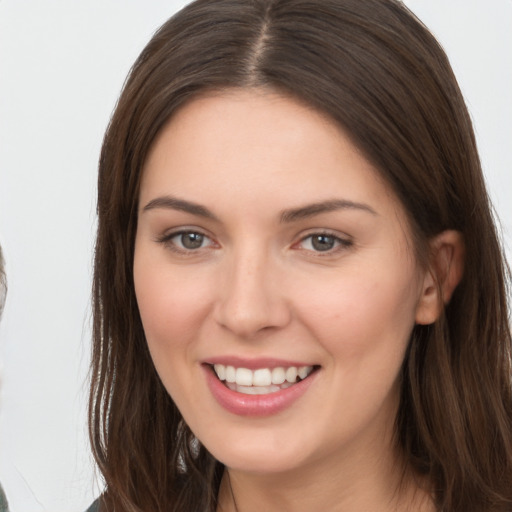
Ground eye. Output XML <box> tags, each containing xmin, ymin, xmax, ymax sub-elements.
<box><xmin>297</xmin><ymin>233</ymin><xmax>352</xmax><ymax>253</ymax></box>
<box><xmin>159</xmin><ymin>230</ymin><xmax>215</xmax><ymax>252</ymax></box>
<box><xmin>176</xmin><ymin>232</ymin><xmax>209</xmax><ymax>249</ymax></box>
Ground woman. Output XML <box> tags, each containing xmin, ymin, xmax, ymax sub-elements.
<box><xmin>88</xmin><ymin>0</ymin><xmax>512</xmax><ymax>511</ymax></box>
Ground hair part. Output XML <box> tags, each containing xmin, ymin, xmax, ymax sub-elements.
<box><xmin>90</xmin><ymin>1</ymin><xmax>512</xmax><ymax>511</ymax></box>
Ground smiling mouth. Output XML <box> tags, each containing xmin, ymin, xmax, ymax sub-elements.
<box><xmin>209</xmin><ymin>364</ymin><xmax>319</xmax><ymax>395</ymax></box>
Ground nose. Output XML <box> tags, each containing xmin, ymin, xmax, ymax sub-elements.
<box><xmin>213</xmin><ymin>246</ymin><xmax>291</xmax><ymax>339</ymax></box>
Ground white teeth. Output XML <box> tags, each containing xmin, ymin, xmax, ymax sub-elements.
<box><xmin>253</xmin><ymin>368</ymin><xmax>272</xmax><ymax>386</ymax></box>
<box><xmin>271</xmin><ymin>367</ymin><xmax>286</xmax><ymax>385</ymax></box>
<box><xmin>212</xmin><ymin>364</ymin><xmax>314</xmax><ymax>390</ymax></box>
<box><xmin>231</xmin><ymin>384</ymin><xmax>256</xmax><ymax>394</ymax></box>
<box><xmin>298</xmin><ymin>366</ymin><xmax>309</xmax><ymax>379</ymax></box>
<box><xmin>214</xmin><ymin>364</ymin><xmax>226</xmax><ymax>381</ymax></box>
<box><xmin>225</xmin><ymin>365</ymin><xmax>236</xmax><ymax>383</ymax></box>
<box><xmin>285</xmin><ymin>367</ymin><xmax>298</xmax><ymax>383</ymax></box>
<box><xmin>226</xmin><ymin>382</ymin><xmax>293</xmax><ymax>394</ymax></box>
<box><xmin>236</xmin><ymin>367</ymin><xmax>253</xmax><ymax>386</ymax></box>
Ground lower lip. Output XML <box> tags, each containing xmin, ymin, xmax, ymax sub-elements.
<box><xmin>203</xmin><ymin>365</ymin><xmax>317</xmax><ymax>417</ymax></box>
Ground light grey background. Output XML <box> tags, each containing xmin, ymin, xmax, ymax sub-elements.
<box><xmin>0</xmin><ymin>1</ymin><xmax>510</xmax><ymax>511</ymax></box>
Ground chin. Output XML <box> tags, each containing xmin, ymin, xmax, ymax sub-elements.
<box><xmin>201</xmin><ymin>430</ymin><xmax>313</xmax><ymax>474</ymax></box>
<box><xmin>218</xmin><ymin>451</ymin><xmax>307</xmax><ymax>475</ymax></box>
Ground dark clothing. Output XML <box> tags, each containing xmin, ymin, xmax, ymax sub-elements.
<box><xmin>0</xmin><ymin>483</ymin><xmax>9</xmax><ymax>512</ymax></box>
<box><xmin>86</xmin><ymin>498</ymin><xmax>99</xmax><ymax>512</ymax></box>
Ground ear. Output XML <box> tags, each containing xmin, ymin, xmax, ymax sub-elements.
<box><xmin>415</xmin><ymin>230</ymin><xmax>465</xmax><ymax>325</ymax></box>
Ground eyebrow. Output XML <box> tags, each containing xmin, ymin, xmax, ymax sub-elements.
<box><xmin>142</xmin><ymin>195</ymin><xmax>377</xmax><ymax>222</ymax></box>
<box><xmin>143</xmin><ymin>196</ymin><xmax>219</xmax><ymax>220</ymax></box>
<box><xmin>280</xmin><ymin>199</ymin><xmax>377</xmax><ymax>222</ymax></box>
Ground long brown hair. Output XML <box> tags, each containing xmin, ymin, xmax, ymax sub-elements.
<box><xmin>89</xmin><ymin>1</ymin><xmax>512</xmax><ymax>510</ymax></box>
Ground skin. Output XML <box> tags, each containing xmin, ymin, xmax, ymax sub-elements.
<box><xmin>134</xmin><ymin>89</ymin><xmax>440</xmax><ymax>511</ymax></box>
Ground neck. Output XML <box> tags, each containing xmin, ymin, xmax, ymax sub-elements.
<box><xmin>217</xmin><ymin>443</ymin><xmax>434</xmax><ymax>512</ymax></box>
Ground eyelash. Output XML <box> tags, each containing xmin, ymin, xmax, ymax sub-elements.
<box><xmin>294</xmin><ymin>231</ymin><xmax>353</xmax><ymax>255</ymax></box>
<box><xmin>156</xmin><ymin>230</ymin><xmax>216</xmax><ymax>254</ymax></box>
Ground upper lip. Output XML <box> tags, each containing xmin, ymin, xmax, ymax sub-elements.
<box><xmin>203</xmin><ymin>356</ymin><xmax>318</xmax><ymax>370</ymax></box>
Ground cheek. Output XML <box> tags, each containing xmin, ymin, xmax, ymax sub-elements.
<box><xmin>133</xmin><ymin>250</ymin><xmax>215</xmax><ymax>356</ymax></box>
<box><xmin>293</xmin><ymin>262</ymin><xmax>419</xmax><ymax>360</ymax></box>
<box><xmin>133</xmin><ymin>253</ymin><xmax>219</xmax><ymax>409</ymax></box>
<box><xmin>293</xmin><ymin>263</ymin><xmax>420</xmax><ymax>434</ymax></box>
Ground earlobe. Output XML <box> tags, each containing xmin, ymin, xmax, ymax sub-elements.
<box><xmin>415</xmin><ymin>230</ymin><xmax>465</xmax><ymax>325</ymax></box>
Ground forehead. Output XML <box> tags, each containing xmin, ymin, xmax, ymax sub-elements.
<box><xmin>140</xmin><ymin>89</ymin><xmax>408</xmax><ymax>228</ymax></box>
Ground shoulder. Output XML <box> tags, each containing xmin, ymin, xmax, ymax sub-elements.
<box><xmin>85</xmin><ymin>498</ymin><xmax>100</xmax><ymax>512</ymax></box>
<box><xmin>0</xmin><ymin>485</ymin><xmax>9</xmax><ymax>512</ymax></box>
<box><xmin>0</xmin><ymin>483</ymin><xmax>8</xmax><ymax>512</ymax></box>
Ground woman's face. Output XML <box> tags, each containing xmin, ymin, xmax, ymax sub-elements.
<box><xmin>134</xmin><ymin>89</ymin><xmax>429</xmax><ymax>475</ymax></box>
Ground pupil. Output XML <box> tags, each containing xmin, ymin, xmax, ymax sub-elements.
<box><xmin>182</xmin><ymin>233</ymin><xmax>204</xmax><ymax>249</ymax></box>
<box><xmin>312</xmin><ymin>235</ymin><xmax>335</xmax><ymax>251</ymax></box>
